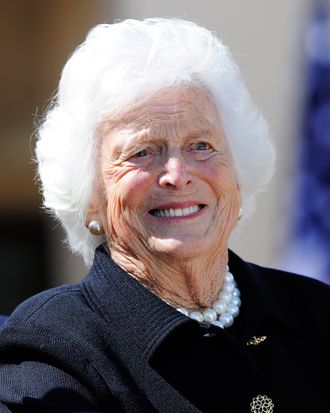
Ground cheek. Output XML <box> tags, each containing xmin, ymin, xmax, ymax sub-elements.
<box><xmin>103</xmin><ymin>170</ymin><xmax>153</xmax><ymax>236</ymax></box>
<box><xmin>122</xmin><ymin>170</ymin><xmax>152</xmax><ymax>199</ymax></box>
<box><xmin>203</xmin><ymin>162</ymin><xmax>237</xmax><ymax>198</ymax></box>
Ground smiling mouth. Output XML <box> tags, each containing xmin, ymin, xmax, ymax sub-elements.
<box><xmin>149</xmin><ymin>204</ymin><xmax>206</xmax><ymax>218</ymax></box>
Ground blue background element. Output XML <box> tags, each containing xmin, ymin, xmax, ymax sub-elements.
<box><xmin>292</xmin><ymin>1</ymin><xmax>330</xmax><ymax>283</ymax></box>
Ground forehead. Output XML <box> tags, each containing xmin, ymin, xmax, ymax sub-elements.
<box><xmin>106</xmin><ymin>85</ymin><xmax>221</xmax><ymax>134</ymax></box>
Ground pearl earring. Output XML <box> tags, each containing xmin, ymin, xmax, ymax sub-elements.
<box><xmin>88</xmin><ymin>220</ymin><xmax>104</xmax><ymax>235</ymax></box>
<box><xmin>238</xmin><ymin>208</ymin><xmax>243</xmax><ymax>220</ymax></box>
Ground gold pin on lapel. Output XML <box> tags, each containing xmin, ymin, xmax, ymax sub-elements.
<box><xmin>246</xmin><ymin>335</ymin><xmax>267</xmax><ymax>346</ymax></box>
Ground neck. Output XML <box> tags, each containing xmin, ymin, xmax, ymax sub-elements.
<box><xmin>110</xmin><ymin>245</ymin><xmax>229</xmax><ymax>309</ymax></box>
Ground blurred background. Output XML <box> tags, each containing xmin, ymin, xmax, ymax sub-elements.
<box><xmin>1</xmin><ymin>0</ymin><xmax>330</xmax><ymax>315</ymax></box>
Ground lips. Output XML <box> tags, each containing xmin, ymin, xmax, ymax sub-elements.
<box><xmin>149</xmin><ymin>204</ymin><xmax>206</xmax><ymax>218</ymax></box>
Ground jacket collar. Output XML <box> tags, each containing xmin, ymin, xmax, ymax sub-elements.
<box><xmin>81</xmin><ymin>246</ymin><xmax>304</xmax><ymax>413</ymax></box>
<box><xmin>83</xmin><ymin>245</ymin><xmax>205</xmax><ymax>412</ymax></box>
<box><xmin>82</xmin><ymin>245</ymin><xmax>301</xmax><ymax>361</ymax></box>
<box><xmin>228</xmin><ymin>249</ymin><xmax>304</xmax><ymax>339</ymax></box>
<box><xmin>82</xmin><ymin>245</ymin><xmax>192</xmax><ymax>362</ymax></box>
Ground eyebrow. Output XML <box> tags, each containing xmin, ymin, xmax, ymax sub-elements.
<box><xmin>112</xmin><ymin>127</ymin><xmax>214</xmax><ymax>158</ymax></box>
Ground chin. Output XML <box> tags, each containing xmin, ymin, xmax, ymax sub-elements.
<box><xmin>148</xmin><ymin>236</ymin><xmax>210</xmax><ymax>260</ymax></box>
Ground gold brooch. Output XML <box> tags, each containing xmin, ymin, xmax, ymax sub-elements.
<box><xmin>250</xmin><ymin>395</ymin><xmax>274</xmax><ymax>413</ymax></box>
<box><xmin>246</xmin><ymin>335</ymin><xmax>267</xmax><ymax>346</ymax></box>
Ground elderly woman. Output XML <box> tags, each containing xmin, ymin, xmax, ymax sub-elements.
<box><xmin>0</xmin><ymin>17</ymin><xmax>329</xmax><ymax>413</ymax></box>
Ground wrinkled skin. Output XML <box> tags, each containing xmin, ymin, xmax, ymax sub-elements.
<box><xmin>88</xmin><ymin>85</ymin><xmax>241</xmax><ymax>308</ymax></box>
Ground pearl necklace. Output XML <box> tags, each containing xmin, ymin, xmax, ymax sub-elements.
<box><xmin>176</xmin><ymin>266</ymin><xmax>241</xmax><ymax>329</ymax></box>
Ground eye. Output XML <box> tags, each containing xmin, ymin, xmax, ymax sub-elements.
<box><xmin>132</xmin><ymin>149</ymin><xmax>149</xmax><ymax>158</ymax></box>
<box><xmin>194</xmin><ymin>142</ymin><xmax>211</xmax><ymax>151</ymax></box>
<box><xmin>126</xmin><ymin>147</ymin><xmax>154</xmax><ymax>166</ymax></box>
<box><xmin>128</xmin><ymin>145</ymin><xmax>163</xmax><ymax>163</ymax></box>
<box><xmin>189</xmin><ymin>141</ymin><xmax>215</xmax><ymax>160</ymax></box>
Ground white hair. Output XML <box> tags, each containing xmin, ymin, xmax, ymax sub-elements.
<box><xmin>35</xmin><ymin>17</ymin><xmax>276</xmax><ymax>266</ymax></box>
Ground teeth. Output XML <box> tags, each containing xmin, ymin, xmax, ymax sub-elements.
<box><xmin>153</xmin><ymin>205</ymin><xmax>202</xmax><ymax>218</ymax></box>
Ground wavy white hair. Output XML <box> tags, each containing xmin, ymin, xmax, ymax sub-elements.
<box><xmin>35</xmin><ymin>17</ymin><xmax>276</xmax><ymax>266</ymax></box>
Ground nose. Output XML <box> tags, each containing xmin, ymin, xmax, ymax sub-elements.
<box><xmin>158</xmin><ymin>155</ymin><xmax>192</xmax><ymax>189</ymax></box>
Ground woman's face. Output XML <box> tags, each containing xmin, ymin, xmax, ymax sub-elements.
<box><xmin>93</xmin><ymin>85</ymin><xmax>240</xmax><ymax>260</ymax></box>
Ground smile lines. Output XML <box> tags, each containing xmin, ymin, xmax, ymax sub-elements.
<box><xmin>150</xmin><ymin>204</ymin><xmax>204</xmax><ymax>218</ymax></box>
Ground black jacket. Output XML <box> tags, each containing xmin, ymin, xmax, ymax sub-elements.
<box><xmin>0</xmin><ymin>246</ymin><xmax>329</xmax><ymax>413</ymax></box>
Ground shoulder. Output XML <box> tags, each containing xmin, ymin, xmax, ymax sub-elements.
<box><xmin>250</xmin><ymin>261</ymin><xmax>330</xmax><ymax>300</ymax></box>
<box><xmin>7</xmin><ymin>283</ymin><xmax>85</xmax><ymax>325</ymax></box>
<box><xmin>249</xmin><ymin>260</ymin><xmax>330</xmax><ymax>335</ymax></box>
<box><xmin>2</xmin><ymin>280</ymin><xmax>106</xmax><ymax>352</ymax></box>
<box><xmin>229</xmin><ymin>250</ymin><xmax>330</xmax><ymax>336</ymax></box>
<box><xmin>230</xmin><ymin>248</ymin><xmax>330</xmax><ymax>293</ymax></box>
<box><xmin>0</xmin><ymin>284</ymin><xmax>107</xmax><ymax>411</ymax></box>
<box><xmin>230</xmin><ymin>248</ymin><xmax>330</xmax><ymax>298</ymax></box>
<box><xmin>0</xmin><ymin>279</ymin><xmax>109</xmax><ymax>383</ymax></box>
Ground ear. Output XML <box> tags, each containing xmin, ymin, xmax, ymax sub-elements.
<box><xmin>85</xmin><ymin>194</ymin><xmax>106</xmax><ymax>237</ymax></box>
<box><xmin>236</xmin><ymin>181</ymin><xmax>242</xmax><ymax>201</ymax></box>
<box><xmin>236</xmin><ymin>182</ymin><xmax>243</xmax><ymax>220</ymax></box>
<box><xmin>85</xmin><ymin>184</ymin><xmax>104</xmax><ymax>228</ymax></box>
<box><xmin>86</xmin><ymin>207</ymin><xmax>102</xmax><ymax>227</ymax></box>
